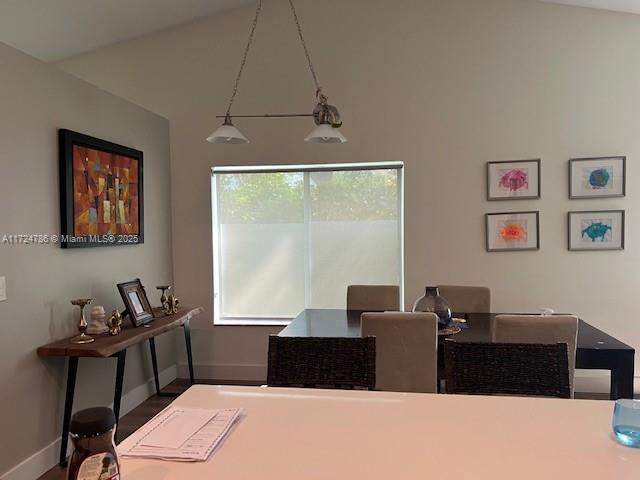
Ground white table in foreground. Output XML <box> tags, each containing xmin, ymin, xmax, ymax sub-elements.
<box><xmin>121</xmin><ymin>385</ymin><xmax>639</xmax><ymax>480</ymax></box>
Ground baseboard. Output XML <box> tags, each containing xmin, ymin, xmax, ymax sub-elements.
<box><xmin>177</xmin><ymin>362</ymin><xmax>267</xmax><ymax>383</ymax></box>
<box><xmin>0</xmin><ymin>365</ymin><xmax>177</xmax><ymax>480</ymax></box>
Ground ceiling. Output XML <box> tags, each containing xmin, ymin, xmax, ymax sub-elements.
<box><xmin>0</xmin><ymin>0</ymin><xmax>252</xmax><ymax>62</ymax></box>
<box><xmin>0</xmin><ymin>0</ymin><xmax>637</xmax><ymax>63</ymax></box>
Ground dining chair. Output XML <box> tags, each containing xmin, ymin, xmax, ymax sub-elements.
<box><xmin>444</xmin><ymin>340</ymin><xmax>571</xmax><ymax>399</ymax></box>
<box><xmin>361</xmin><ymin>312</ymin><xmax>438</xmax><ymax>393</ymax></box>
<box><xmin>267</xmin><ymin>335</ymin><xmax>376</xmax><ymax>389</ymax></box>
<box><xmin>346</xmin><ymin>285</ymin><xmax>400</xmax><ymax>311</ymax></box>
<box><xmin>437</xmin><ymin>285</ymin><xmax>491</xmax><ymax>313</ymax></box>
<box><xmin>492</xmin><ymin>314</ymin><xmax>578</xmax><ymax>397</ymax></box>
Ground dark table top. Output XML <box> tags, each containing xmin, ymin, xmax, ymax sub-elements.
<box><xmin>279</xmin><ymin>309</ymin><xmax>635</xmax><ymax>354</ymax></box>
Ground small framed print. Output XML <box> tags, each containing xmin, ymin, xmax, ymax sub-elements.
<box><xmin>568</xmin><ymin>210</ymin><xmax>625</xmax><ymax>251</ymax></box>
<box><xmin>487</xmin><ymin>159</ymin><xmax>540</xmax><ymax>201</ymax></box>
<box><xmin>486</xmin><ymin>211</ymin><xmax>539</xmax><ymax>252</ymax></box>
<box><xmin>117</xmin><ymin>278</ymin><xmax>154</xmax><ymax>327</ymax></box>
<box><xmin>569</xmin><ymin>156</ymin><xmax>625</xmax><ymax>199</ymax></box>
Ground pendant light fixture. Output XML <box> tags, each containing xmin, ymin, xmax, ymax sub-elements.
<box><xmin>206</xmin><ymin>0</ymin><xmax>346</xmax><ymax>144</ymax></box>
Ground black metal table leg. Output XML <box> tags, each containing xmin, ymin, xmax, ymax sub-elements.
<box><xmin>59</xmin><ymin>357</ymin><xmax>78</xmax><ymax>466</ymax></box>
<box><xmin>113</xmin><ymin>350</ymin><xmax>127</xmax><ymax>423</ymax></box>
<box><xmin>184</xmin><ymin>319</ymin><xmax>195</xmax><ymax>385</ymax></box>
<box><xmin>610</xmin><ymin>351</ymin><xmax>635</xmax><ymax>400</ymax></box>
<box><xmin>149</xmin><ymin>338</ymin><xmax>161</xmax><ymax>395</ymax></box>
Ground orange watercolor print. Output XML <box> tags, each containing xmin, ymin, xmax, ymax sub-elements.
<box><xmin>499</xmin><ymin>223</ymin><xmax>527</xmax><ymax>241</ymax></box>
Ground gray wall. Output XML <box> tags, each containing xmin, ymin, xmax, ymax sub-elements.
<box><xmin>59</xmin><ymin>0</ymin><xmax>640</xmax><ymax>389</ymax></box>
<box><xmin>0</xmin><ymin>42</ymin><xmax>172</xmax><ymax>475</ymax></box>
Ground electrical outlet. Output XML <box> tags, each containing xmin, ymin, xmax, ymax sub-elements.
<box><xmin>0</xmin><ymin>277</ymin><xmax>6</xmax><ymax>302</ymax></box>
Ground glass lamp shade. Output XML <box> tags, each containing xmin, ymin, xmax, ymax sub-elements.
<box><xmin>304</xmin><ymin>123</ymin><xmax>347</xmax><ymax>144</ymax></box>
<box><xmin>206</xmin><ymin>123</ymin><xmax>249</xmax><ymax>144</ymax></box>
<box><xmin>412</xmin><ymin>286</ymin><xmax>452</xmax><ymax>328</ymax></box>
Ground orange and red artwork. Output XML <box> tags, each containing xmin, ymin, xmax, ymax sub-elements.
<box><xmin>72</xmin><ymin>145</ymin><xmax>139</xmax><ymax>236</ymax></box>
<box><xmin>499</xmin><ymin>222</ymin><xmax>527</xmax><ymax>242</ymax></box>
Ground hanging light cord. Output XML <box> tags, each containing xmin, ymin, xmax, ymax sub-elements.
<box><xmin>224</xmin><ymin>0</ymin><xmax>328</xmax><ymax>119</ymax></box>
<box><xmin>287</xmin><ymin>0</ymin><xmax>325</xmax><ymax>103</ymax></box>
<box><xmin>225</xmin><ymin>0</ymin><xmax>262</xmax><ymax>118</ymax></box>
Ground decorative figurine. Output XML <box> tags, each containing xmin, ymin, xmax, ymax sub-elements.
<box><xmin>70</xmin><ymin>299</ymin><xmax>94</xmax><ymax>344</ymax></box>
<box><xmin>107</xmin><ymin>309</ymin><xmax>123</xmax><ymax>336</ymax></box>
<box><xmin>158</xmin><ymin>285</ymin><xmax>180</xmax><ymax>315</ymax></box>
<box><xmin>166</xmin><ymin>293</ymin><xmax>180</xmax><ymax>315</ymax></box>
<box><xmin>87</xmin><ymin>305</ymin><xmax>109</xmax><ymax>335</ymax></box>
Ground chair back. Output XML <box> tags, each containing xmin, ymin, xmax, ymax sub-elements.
<box><xmin>361</xmin><ymin>312</ymin><xmax>438</xmax><ymax>393</ymax></box>
<box><xmin>267</xmin><ymin>336</ymin><xmax>376</xmax><ymax>389</ymax></box>
<box><xmin>492</xmin><ymin>314</ymin><xmax>578</xmax><ymax>397</ymax></box>
<box><xmin>346</xmin><ymin>285</ymin><xmax>400</xmax><ymax>311</ymax></box>
<box><xmin>437</xmin><ymin>285</ymin><xmax>491</xmax><ymax>313</ymax></box>
<box><xmin>444</xmin><ymin>340</ymin><xmax>570</xmax><ymax>399</ymax></box>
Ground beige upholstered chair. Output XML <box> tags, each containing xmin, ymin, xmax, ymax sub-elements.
<box><xmin>346</xmin><ymin>285</ymin><xmax>400</xmax><ymax>311</ymax></box>
<box><xmin>361</xmin><ymin>312</ymin><xmax>438</xmax><ymax>393</ymax></box>
<box><xmin>437</xmin><ymin>285</ymin><xmax>491</xmax><ymax>313</ymax></box>
<box><xmin>492</xmin><ymin>314</ymin><xmax>579</xmax><ymax>397</ymax></box>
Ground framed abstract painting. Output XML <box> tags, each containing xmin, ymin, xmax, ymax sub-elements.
<box><xmin>568</xmin><ymin>210</ymin><xmax>624</xmax><ymax>251</ymax></box>
<box><xmin>487</xmin><ymin>159</ymin><xmax>540</xmax><ymax>201</ymax></box>
<box><xmin>569</xmin><ymin>156</ymin><xmax>625</xmax><ymax>199</ymax></box>
<box><xmin>59</xmin><ymin>129</ymin><xmax>144</xmax><ymax>248</ymax></box>
<box><xmin>486</xmin><ymin>211</ymin><xmax>539</xmax><ymax>252</ymax></box>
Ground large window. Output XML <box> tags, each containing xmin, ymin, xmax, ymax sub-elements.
<box><xmin>211</xmin><ymin>162</ymin><xmax>404</xmax><ymax>325</ymax></box>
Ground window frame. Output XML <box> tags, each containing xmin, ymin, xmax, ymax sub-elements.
<box><xmin>211</xmin><ymin>161</ymin><xmax>405</xmax><ymax>326</ymax></box>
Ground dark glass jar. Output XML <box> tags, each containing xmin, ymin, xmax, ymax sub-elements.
<box><xmin>67</xmin><ymin>407</ymin><xmax>120</xmax><ymax>480</ymax></box>
<box><xmin>412</xmin><ymin>286</ymin><xmax>452</xmax><ymax>328</ymax></box>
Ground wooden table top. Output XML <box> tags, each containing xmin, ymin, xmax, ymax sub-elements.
<box><xmin>37</xmin><ymin>306</ymin><xmax>203</xmax><ymax>358</ymax></box>
<box><xmin>119</xmin><ymin>385</ymin><xmax>640</xmax><ymax>479</ymax></box>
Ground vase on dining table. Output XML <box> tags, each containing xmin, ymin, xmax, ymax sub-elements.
<box><xmin>412</xmin><ymin>286</ymin><xmax>452</xmax><ymax>329</ymax></box>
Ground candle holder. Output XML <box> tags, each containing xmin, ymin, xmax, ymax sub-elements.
<box><xmin>156</xmin><ymin>285</ymin><xmax>171</xmax><ymax>313</ymax></box>
<box><xmin>70</xmin><ymin>298</ymin><xmax>94</xmax><ymax>344</ymax></box>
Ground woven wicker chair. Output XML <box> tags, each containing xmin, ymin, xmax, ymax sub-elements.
<box><xmin>444</xmin><ymin>340</ymin><xmax>570</xmax><ymax>399</ymax></box>
<box><xmin>267</xmin><ymin>336</ymin><xmax>376</xmax><ymax>390</ymax></box>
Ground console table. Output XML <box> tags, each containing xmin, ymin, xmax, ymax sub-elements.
<box><xmin>37</xmin><ymin>306</ymin><xmax>203</xmax><ymax>465</ymax></box>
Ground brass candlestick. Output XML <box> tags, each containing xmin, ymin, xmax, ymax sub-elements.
<box><xmin>70</xmin><ymin>298</ymin><xmax>94</xmax><ymax>344</ymax></box>
<box><xmin>156</xmin><ymin>285</ymin><xmax>171</xmax><ymax>313</ymax></box>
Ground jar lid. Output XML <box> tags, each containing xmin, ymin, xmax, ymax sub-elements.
<box><xmin>70</xmin><ymin>407</ymin><xmax>116</xmax><ymax>437</ymax></box>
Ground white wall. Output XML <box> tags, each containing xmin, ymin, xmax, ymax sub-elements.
<box><xmin>0</xmin><ymin>42</ymin><xmax>173</xmax><ymax>476</ymax></box>
<box><xmin>59</xmin><ymin>0</ymin><xmax>639</xmax><ymax>389</ymax></box>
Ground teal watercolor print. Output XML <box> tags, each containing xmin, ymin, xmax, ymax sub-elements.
<box><xmin>581</xmin><ymin>219</ymin><xmax>612</xmax><ymax>243</ymax></box>
<box><xmin>583</xmin><ymin>166</ymin><xmax>613</xmax><ymax>191</ymax></box>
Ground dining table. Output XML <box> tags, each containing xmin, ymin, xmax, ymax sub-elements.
<box><xmin>119</xmin><ymin>384</ymin><xmax>639</xmax><ymax>479</ymax></box>
<box><xmin>279</xmin><ymin>309</ymin><xmax>636</xmax><ymax>400</ymax></box>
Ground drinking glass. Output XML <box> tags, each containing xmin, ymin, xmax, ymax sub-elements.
<box><xmin>613</xmin><ymin>399</ymin><xmax>640</xmax><ymax>448</ymax></box>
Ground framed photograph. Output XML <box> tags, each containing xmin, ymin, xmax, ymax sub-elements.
<box><xmin>117</xmin><ymin>279</ymin><xmax>154</xmax><ymax>327</ymax></box>
<box><xmin>59</xmin><ymin>129</ymin><xmax>144</xmax><ymax>248</ymax></box>
<box><xmin>487</xmin><ymin>159</ymin><xmax>540</xmax><ymax>201</ymax></box>
<box><xmin>486</xmin><ymin>211</ymin><xmax>540</xmax><ymax>252</ymax></box>
<box><xmin>569</xmin><ymin>156</ymin><xmax>625</xmax><ymax>199</ymax></box>
<box><xmin>568</xmin><ymin>210</ymin><xmax>625</xmax><ymax>251</ymax></box>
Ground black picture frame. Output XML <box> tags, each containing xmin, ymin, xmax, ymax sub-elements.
<box><xmin>569</xmin><ymin>156</ymin><xmax>626</xmax><ymax>199</ymax></box>
<box><xmin>486</xmin><ymin>159</ymin><xmax>541</xmax><ymax>201</ymax></box>
<box><xmin>568</xmin><ymin>210</ymin><xmax>625</xmax><ymax>251</ymax></box>
<box><xmin>59</xmin><ymin>129</ymin><xmax>144</xmax><ymax>248</ymax></box>
<box><xmin>117</xmin><ymin>279</ymin><xmax>155</xmax><ymax>327</ymax></box>
<box><xmin>485</xmin><ymin>211</ymin><xmax>540</xmax><ymax>252</ymax></box>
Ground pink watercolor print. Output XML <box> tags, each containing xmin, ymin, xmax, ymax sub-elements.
<box><xmin>498</xmin><ymin>168</ymin><xmax>529</xmax><ymax>192</ymax></box>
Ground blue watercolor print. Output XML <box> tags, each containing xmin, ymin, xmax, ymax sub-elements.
<box><xmin>589</xmin><ymin>168</ymin><xmax>610</xmax><ymax>189</ymax></box>
<box><xmin>582</xmin><ymin>221</ymin><xmax>611</xmax><ymax>242</ymax></box>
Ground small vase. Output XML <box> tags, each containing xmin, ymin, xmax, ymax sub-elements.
<box><xmin>412</xmin><ymin>287</ymin><xmax>452</xmax><ymax>328</ymax></box>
